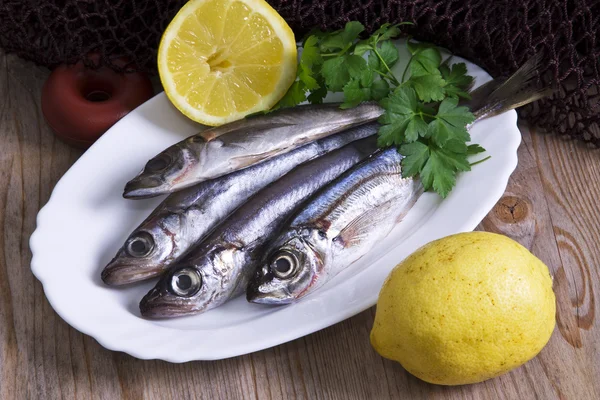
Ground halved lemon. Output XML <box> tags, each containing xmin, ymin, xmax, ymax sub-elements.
<box><xmin>158</xmin><ymin>0</ymin><xmax>297</xmax><ymax>126</ymax></box>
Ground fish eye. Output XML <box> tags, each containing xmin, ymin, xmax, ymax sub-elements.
<box><xmin>145</xmin><ymin>153</ymin><xmax>171</xmax><ymax>172</ymax></box>
<box><xmin>270</xmin><ymin>251</ymin><xmax>298</xmax><ymax>279</ymax></box>
<box><xmin>170</xmin><ymin>267</ymin><xmax>202</xmax><ymax>297</ymax></box>
<box><xmin>126</xmin><ymin>232</ymin><xmax>155</xmax><ymax>257</ymax></box>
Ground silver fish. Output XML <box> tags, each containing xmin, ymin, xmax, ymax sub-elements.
<box><xmin>247</xmin><ymin>149</ymin><xmax>422</xmax><ymax>304</ymax></box>
<box><xmin>101</xmin><ymin>124</ymin><xmax>379</xmax><ymax>285</ymax></box>
<box><xmin>247</xmin><ymin>52</ymin><xmax>553</xmax><ymax>304</ymax></box>
<box><xmin>124</xmin><ymin>103</ymin><xmax>384</xmax><ymax>198</ymax></box>
<box><xmin>139</xmin><ymin>137</ymin><xmax>379</xmax><ymax>318</ymax></box>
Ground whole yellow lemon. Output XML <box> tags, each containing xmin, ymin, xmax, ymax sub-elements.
<box><xmin>371</xmin><ymin>232</ymin><xmax>556</xmax><ymax>385</ymax></box>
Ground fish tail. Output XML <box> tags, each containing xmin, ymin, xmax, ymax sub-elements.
<box><xmin>468</xmin><ymin>53</ymin><xmax>554</xmax><ymax>121</ymax></box>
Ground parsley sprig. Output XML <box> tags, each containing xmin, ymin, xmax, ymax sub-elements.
<box><xmin>276</xmin><ymin>21</ymin><xmax>488</xmax><ymax>198</ymax></box>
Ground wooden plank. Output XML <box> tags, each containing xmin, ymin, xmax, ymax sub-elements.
<box><xmin>0</xmin><ymin>51</ymin><xmax>598</xmax><ymax>399</ymax></box>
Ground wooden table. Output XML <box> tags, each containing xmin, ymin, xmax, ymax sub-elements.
<box><xmin>0</xmin><ymin>52</ymin><xmax>598</xmax><ymax>400</ymax></box>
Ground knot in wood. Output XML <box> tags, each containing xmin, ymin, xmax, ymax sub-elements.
<box><xmin>493</xmin><ymin>196</ymin><xmax>529</xmax><ymax>223</ymax></box>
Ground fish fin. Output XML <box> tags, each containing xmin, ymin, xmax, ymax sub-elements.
<box><xmin>230</xmin><ymin>147</ymin><xmax>285</xmax><ymax>170</ymax></box>
<box><xmin>333</xmin><ymin>182</ymin><xmax>423</xmax><ymax>249</ymax></box>
<box><xmin>461</xmin><ymin>78</ymin><xmax>503</xmax><ymax>111</ymax></box>
<box><xmin>200</xmin><ymin>121</ymin><xmax>296</xmax><ymax>142</ymax></box>
<box><xmin>470</xmin><ymin>53</ymin><xmax>554</xmax><ymax>121</ymax></box>
<box><xmin>199</xmin><ymin>127</ymin><xmax>228</xmax><ymax>142</ymax></box>
<box><xmin>333</xmin><ymin>199</ymin><xmax>398</xmax><ymax>249</ymax></box>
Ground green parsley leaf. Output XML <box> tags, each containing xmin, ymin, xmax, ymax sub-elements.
<box><xmin>345</xmin><ymin>54</ymin><xmax>368</xmax><ymax>77</ymax></box>
<box><xmin>378</xmin><ymin>121</ymin><xmax>408</xmax><ymax>147</ymax></box>
<box><xmin>298</xmin><ymin>36</ymin><xmax>323</xmax><ymax>90</ymax></box>
<box><xmin>341</xmin><ymin>79</ymin><xmax>371</xmax><ymax>109</ymax></box>
<box><xmin>319</xmin><ymin>31</ymin><xmax>346</xmax><ymax>52</ymax></box>
<box><xmin>420</xmin><ymin>149</ymin><xmax>456</xmax><ymax>198</ymax></box>
<box><xmin>436</xmin><ymin>146</ymin><xmax>470</xmax><ymax>172</ymax></box>
<box><xmin>367</xmin><ymin>50</ymin><xmax>380</xmax><ymax>70</ymax></box>
<box><xmin>300</xmin><ymin>36</ymin><xmax>322</xmax><ymax>67</ymax></box>
<box><xmin>378</xmin><ymin>41</ymin><xmax>399</xmax><ymax>69</ymax></box>
<box><xmin>299</xmin><ymin>66</ymin><xmax>319</xmax><ymax>90</ymax></box>
<box><xmin>341</xmin><ymin>71</ymin><xmax>388</xmax><ymax>108</ymax></box>
<box><xmin>440</xmin><ymin>62</ymin><xmax>473</xmax><ymax>99</ymax></box>
<box><xmin>372</xmin><ymin>23</ymin><xmax>404</xmax><ymax>42</ymax></box>
<box><xmin>445</xmin><ymin>138</ymin><xmax>469</xmax><ymax>154</ymax></box>
<box><xmin>400</xmin><ymin>140</ymin><xmax>472</xmax><ymax>198</ymax></box>
<box><xmin>377</xmin><ymin>87</ymin><xmax>422</xmax><ymax>146</ymax></box>
<box><xmin>408</xmin><ymin>73</ymin><xmax>446</xmax><ymax>102</ymax></box>
<box><xmin>302</xmin><ymin>28</ymin><xmax>327</xmax><ymax>43</ymax></box>
<box><xmin>426</xmin><ymin>98</ymin><xmax>474</xmax><ymax>147</ymax></box>
<box><xmin>321</xmin><ymin>57</ymin><xmax>349</xmax><ymax>91</ymax></box>
<box><xmin>406</xmin><ymin>40</ymin><xmax>430</xmax><ymax>55</ymax></box>
<box><xmin>427</xmin><ymin>118</ymin><xmax>455</xmax><ymax>147</ymax></box>
<box><xmin>467</xmin><ymin>144</ymin><xmax>486</xmax><ymax>155</ymax></box>
<box><xmin>321</xmin><ymin>54</ymin><xmax>368</xmax><ymax>91</ymax></box>
<box><xmin>320</xmin><ymin>21</ymin><xmax>364</xmax><ymax>51</ymax></box>
<box><xmin>381</xmin><ymin>86</ymin><xmax>418</xmax><ymax>116</ymax></box>
<box><xmin>399</xmin><ymin>141</ymin><xmax>429</xmax><ymax>177</ymax></box>
<box><xmin>405</xmin><ymin>117</ymin><xmax>429</xmax><ymax>142</ymax></box>
<box><xmin>276</xmin><ymin>81</ymin><xmax>306</xmax><ymax>108</ymax></box>
<box><xmin>307</xmin><ymin>83</ymin><xmax>328</xmax><ymax>104</ymax></box>
<box><xmin>342</xmin><ymin>21</ymin><xmax>365</xmax><ymax>43</ymax></box>
<box><xmin>360</xmin><ymin>69</ymin><xmax>374</xmax><ymax>87</ymax></box>
<box><xmin>370</xmin><ymin>79</ymin><xmax>390</xmax><ymax>100</ymax></box>
<box><xmin>408</xmin><ymin>46</ymin><xmax>441</xmax><ymax>76</ymax></box>
<box><xmin>354</xmin><ymin>40</ymin><xmax>372</xmax><ymax>56</ymax></box>
<box><xmin>436</xmin><ymin>97</ymin><xmax>475</xmax><ymax>130</ymax></box>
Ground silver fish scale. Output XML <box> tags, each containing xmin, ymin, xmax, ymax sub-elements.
<box><xmin>206</xmin><ymin>140</ymin><xmax>377</xmax><ymax>253</ymax></box>
<box><xmin>194</xmin><ymin>105</ymin><xmax>382</xmax><ymax>179</ymax></box>
<box><xmin>290</xmin><ymin>148</ymin><xmax>413</xmax><ymax>237</ymax></box>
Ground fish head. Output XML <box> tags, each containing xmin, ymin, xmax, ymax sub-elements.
<box><xmin>123</xmin><ymin>141</ymin><xmax>200</xmax><ymax>198</ymax></box>
<box><xmin>101</xmin><ymin>223</ymin><xmax>177</xmax><ymax>285</ymax></box>
<box><xmin>247</xmin><ymin>228</ymin><xmax>329</xmax><ymax>305</ymax></box>
<box><xmin>139</xmin><ymin>245</ymin><xmax>240</xmax><ymax>318</ymax></box>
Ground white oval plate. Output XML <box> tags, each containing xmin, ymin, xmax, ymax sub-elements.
<box><xmin>30</xmin><ymin>44</ymin><xmax>520</xmax><ymax>362</ymax></box>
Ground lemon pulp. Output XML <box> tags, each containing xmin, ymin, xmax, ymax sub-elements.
<box><xmin>158</xmin><ymin>0</ymin><xmax>297</xmax><ymax>125</ymax></box>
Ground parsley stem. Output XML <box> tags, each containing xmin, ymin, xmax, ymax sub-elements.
<box><xmin>373</xmin><ymin>69</ymin><xmax>399</xmax><ymax>85</ymax></box>
<box><xmin>469</xmin><ymin>155</ymin><xmax>491</xmax><ymax>166</ymax></box>
<box><xmin>320</xmin><ymin>43</ymin><xmax>353</xmax><ymax>58</ymax></box>
<box><xmin>373</xmin><ymin>48</ymin><xmax>401</xmax><ymax>86</ymax></box>
<box><xmin>401</xmin><ymin>56</ymin><xmax>412</xmax><ymax>83</ymax></box>
<box><xmin>441</xmin><ymin>55</ymin><xmax>453</xmax><ymax>66</ymax></box>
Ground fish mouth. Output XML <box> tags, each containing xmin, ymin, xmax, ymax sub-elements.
<box><xmin>139</xmin><ymin>288</ymin><xmax>197</xmax><ymax>318</ymax></box>
<box><xmin>123</xmin><ymin>176</ymin><xmax>170</xmax><ymax>199</ymax></box>
<box><xmin>246</xmin><ymin>285</ymin><xmax>293</xmax><ymax>305</ymax></box>
<box><xmin>101</xmin><ymin>263</ymin><xmax>163</xmax><ymax>286</ymax></box>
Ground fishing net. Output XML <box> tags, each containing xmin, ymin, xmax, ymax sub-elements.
<box><xmin>1</xmin><ymin>0</ymin><xmax>599</xmax><ymax>146</ymax></box>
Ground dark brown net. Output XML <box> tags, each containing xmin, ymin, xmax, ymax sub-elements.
<box><xmin>1</xmin><ymin>1</ymin><xmax>599</xmax><ymax>145</ymax></box>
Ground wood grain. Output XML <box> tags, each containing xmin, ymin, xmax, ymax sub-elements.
<box><xmin>0</xmin><ymin>51</ymin><xmax>598</xmax><ymax>400</ymax></box>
